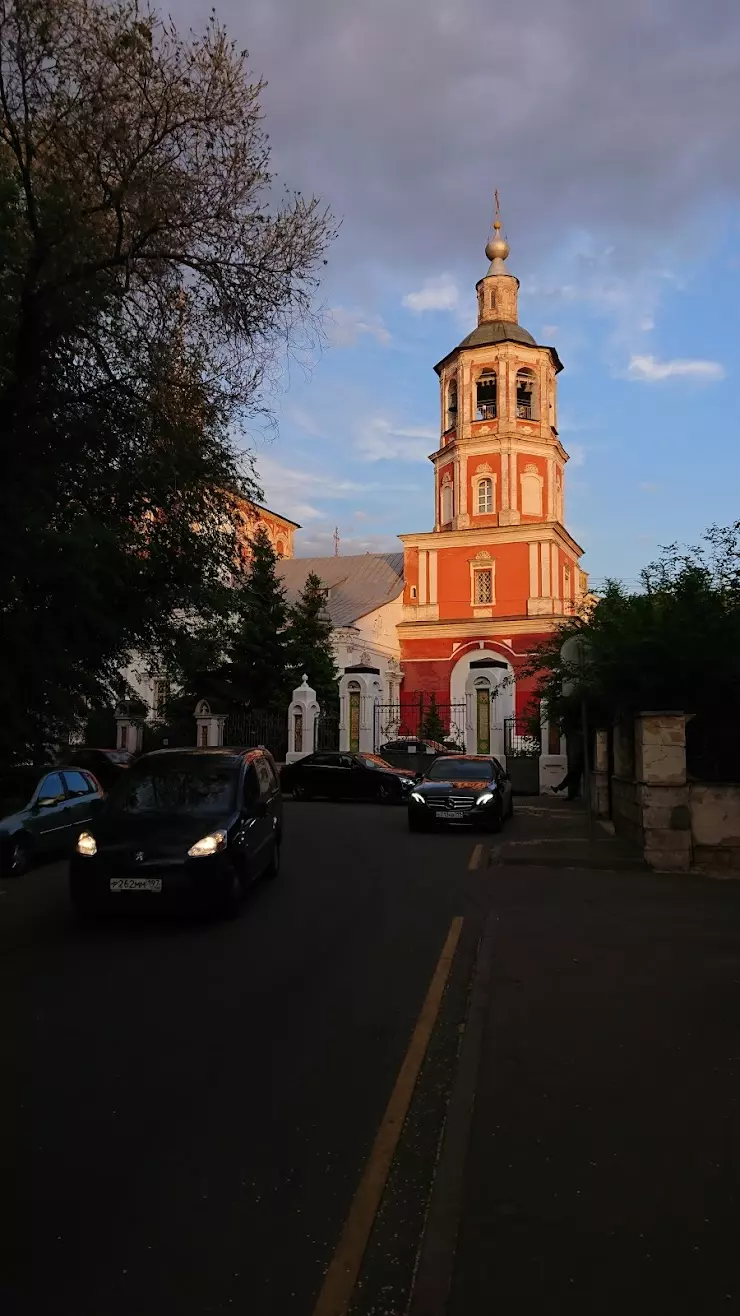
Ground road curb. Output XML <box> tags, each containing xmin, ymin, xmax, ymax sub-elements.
<box><xmin>407</xmin><ymin>906</ymin><xmax>497</xmax><ymax>1316</ymax></box>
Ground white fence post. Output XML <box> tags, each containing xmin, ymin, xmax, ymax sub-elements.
<box><xmin>193</xmin><ymin>699</ymin><xmax>226</xmax><ymax>748</ymax></box>
<box><xmin>286</xmin><ymin>676</ymin><xmax>319</xmax><ymax>763</ymax></box>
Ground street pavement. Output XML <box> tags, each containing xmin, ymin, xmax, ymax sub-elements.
<box><xmin>3</xmin><ymin>796</ymin><xmax>740</xmax><ymax>1315</ymax></box>
<box><xmin>2</xmin><ymin>799</ymin><xmax>488</xmax><ymax>1316</ymax></box>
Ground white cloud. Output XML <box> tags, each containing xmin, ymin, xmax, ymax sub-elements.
<box><xmin>568</xmin><ymin>443</ymin><xmax>586</xmax><ymax>468</ymax></box>
<box><xmin>327</xmin><ymin>306</ymin><xmax>391</xmax><ymax>347</ymax></box>
<box><xmin>627</xmin><ymin>354</ymin><xmax>725</xmax><ymax>382</ymax></box>
<box><xmin>354</xmin><ymin>416</ymin><xmax>437</xmax><ymax>462</ymax></box>
<box><xmin>402</xmin><ymin>274</ymin><xmax>460</xmax><ymax>313</ymax></box>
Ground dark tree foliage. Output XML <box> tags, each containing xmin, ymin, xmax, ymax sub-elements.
<box><xmin>285</xmin><ymin>573</ymin><xmax>338</xmax><ymax>709</ymax></box>
<box><xmin>227</xmin><ymin>528</ymin><xmax>289</xmax><ymax>710</ymax></box>
<box><xmin>420</xmin><ymin>693</ymin><xmax>446</xmax><ymax>743</ymax></box>
<box><xmin>0</xmin><ymin>0</ymin><xmax>335</xmax><ymax>761</ymax></box>
<box><xmin>525</xmin><ymin>525</ymin><xmax>740</xmax><ymax>777</ymax></box>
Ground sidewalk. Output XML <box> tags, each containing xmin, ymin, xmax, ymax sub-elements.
<box><xmin>496</xmin><ymin>793</ymin><xmax>647</xmax><ymax>870</ymax></box>
<box><xmin>412</xmin><ymin>801</ymin><xmax>740</xmax><ymax>1315</ymax></box>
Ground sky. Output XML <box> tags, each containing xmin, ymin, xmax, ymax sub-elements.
<box><xmin>178</xmin><ymin>0</ymin><xmax>740</xmax><ymax>588</ymax></box>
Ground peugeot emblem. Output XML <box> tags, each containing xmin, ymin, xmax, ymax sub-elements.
<box><xmin>134</xmin><ymin>851</ymin><xmax>145</xmax><ymax>863</ymax></box>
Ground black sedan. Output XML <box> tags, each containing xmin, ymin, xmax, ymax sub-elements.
<box><xmin>69</xmin><ymin>747</ymin><xmax>282</xmax><ymax>919</ymax></box>
<box><xmin>408</xmin><ymin>755</ymin><xmax>514</xmax><ymax>832</ymax></box>
<box><xmin>280</xmin><ymin>752</ymin><xmax>415</xmax><ymax>803</ymax></box>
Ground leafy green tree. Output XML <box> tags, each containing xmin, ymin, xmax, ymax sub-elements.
<box><xmin>526</xmin><ymin>524</ymin><xmax>740</xmax><ymax>776</ymax></box>
<box><xmin>420</xmin><ymin>693</ymin><xmax>446</xmax><ymax>743</ymax></box>
<box><xmin>0</xmin><ymin>0</ymin><xmax>334</xmax><ymax>761</ymax></box>
<box><xmin>285</xmin><ymin>573</ymin><xmax>338</xmax><ymax>709</ymax></box>
<box><xmin>227</xmin><ymin>529</ymin><xmax>289</xmax><ymax>709</ymax></box>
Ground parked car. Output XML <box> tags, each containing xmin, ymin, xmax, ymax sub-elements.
<box><xmin>407</xmin><ymin>755</ymin><xmax>513</xmax><ymax>832</ymax></box>
<box><xmin>0</xmin><ymin>765</ymin><xmax>104</xmax><ymax>876</ymax></box>
<box><xmin>69</xmin><ymin>746</ymin><xmax>282</xmax><ymax>918</ymax></box>
<box><xmin>378</xmin><ymin>737</ymin><xmax>462</xmax><ymax>776</ymax></box>
<box><xmin>280</xmin><ymin>752</ymin><xmax>415</xmax><ymax>803</ymax></box>
<box><xmin>65</xmin><ymin>747</ymin><xmax>135</xmax><ymax>792</ymax></box>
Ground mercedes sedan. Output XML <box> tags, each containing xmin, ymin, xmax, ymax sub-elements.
<box><xmin>407</xmin><ymin>755</ymin><xmax>513</xmax><ymax>832</ymax></box>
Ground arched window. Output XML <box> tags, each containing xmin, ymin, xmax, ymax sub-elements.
<box><xmin>441</xmin><ymin>480</ymin><xmax>453</xmax><ymax>525</ymax></box>
<box><xmin>446</xmin><ymin>379</ymin><xmax>457</xmax><ymax>431</ymax></box>
<box><xmin>276</xmin><ymin>539</ymin><xmax>285</xmax><ymax>557</ymax></box>
<box><xmin>476</xmin><ymin>370</ymin><xmax>497</xmax><ymax>420</ymax></box>
<box><xmin>516</xmin><ymin>368</ymin><xmax>537</xmax><ymax>420</ymax></box>
<box><xmin>477</xmin><ymin>477</ymin><xmax>493</xmax><ymax>515</ymax></box>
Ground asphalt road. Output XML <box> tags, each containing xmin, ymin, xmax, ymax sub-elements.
<box><xmin>2</xmin><ymin>799</ymin><xmax>488</xmax><ymax>1316</ymax></box>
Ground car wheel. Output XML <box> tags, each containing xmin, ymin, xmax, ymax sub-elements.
<box><xmin>265</xmin><ymin>836</ymin><xmax>281</xmax><ymax>879</ymax></box>
<box><xmin>376</xmin><ymin>781</ymin><xmax>394</xmax><ymax>804</ymax></box>
<box><xmin>293</xmin><ymin>784</ymin><xmax>311</xmax><ymax>801</ymax></box>
<box><xmin>3</xmin><ymin>834</ymin><xmax>31</xmax><ymax>878</ymax></box>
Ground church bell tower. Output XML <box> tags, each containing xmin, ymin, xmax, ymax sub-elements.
<box><xmin>397</xmin><ymin>203</ymin><xmax>588</xmax><ymax>760</ymax></box>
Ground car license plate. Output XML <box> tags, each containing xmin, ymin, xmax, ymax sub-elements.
<box><xmin>436</xmin><ymin>810</ymin><xmax>462</xmax><ymax>820</ymax></box>
<box><xmin>109</xmin><ymin>877</ymin><xmax>163</xmax><ymax>893</ymax></box>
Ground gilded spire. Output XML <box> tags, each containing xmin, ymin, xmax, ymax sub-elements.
<box><xmin>485</xmin><ymin>192</ymin><xmax>510</xmax><ymax>272</ymax></box>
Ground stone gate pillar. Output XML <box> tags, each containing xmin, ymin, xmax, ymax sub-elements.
<box><xmin>635</xmin><ymin>711</ymin><xmax>691</xmax><ymax>871</ymax></box>
<box><xmin>114</xmin><ymin>700</ymin><xmax>146</xmax><ymax>754</ymax></box>
<box><xmin>193</xmin><ymin>699</ymin><xmax>226</xmax><ymax>748</ymax></box>
<box><xmin>286</xmin><ymin>676</ymin><xmax>319</xmax><ymax>763</ymax></box>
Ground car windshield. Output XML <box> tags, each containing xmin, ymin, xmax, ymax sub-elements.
<box><xmin>108</xmin><ymin>763</ymin><xmax>236</xmax><ymax>816</ymax></box>
<box><xmin>103</xmin><ymin>751</ymin><xmax>134</xmax><ymax>765</ymax></box>
<box><xmin>357</xmin><ymin>754</ymin><xmax>395</xmax><ymax>771</ymax></box>
<box><xmin>425</xmin><ymin>758</ymin><xmax>493</xmax><ymax>782</ymax></box>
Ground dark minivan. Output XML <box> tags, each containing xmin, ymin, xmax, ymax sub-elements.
<box><xmin>69</xmin><ymin>747</ymin><xmax>282</xmax><ymax>918</ymax></box>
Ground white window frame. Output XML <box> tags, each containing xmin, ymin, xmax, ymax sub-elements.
<box><xmin>468</xmin><ymin>555</ymin><xmax>496</xmax><ymax>606</ymax></box>
<box><xmin>474</xmin><ymin>475</ymin><xmax>495</xmax><ymax>516</ymax></box>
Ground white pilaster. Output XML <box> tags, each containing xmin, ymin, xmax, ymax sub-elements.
<box><xmin>428</xmin><ymin>550</ymin><xmax>438</xmax><ymax>604</ymax></box>
<box><xmin>547</xmin><ymin>457</ymin><xmax>556</xmax><ymax>518</ymax></box>
<box><xmin>541</xmin><ymin>542</ymin><xmax>551</xmax><ymax>596</ymax></box>
<box><xmin>529</xmin><ymin>542</ymin><xmax>539</xmax><ymax>596</ymax></box>
<box><xmin>419</xmin><ymin>550</ymin><xmax>428</xmax><ymax>605</ymax></box>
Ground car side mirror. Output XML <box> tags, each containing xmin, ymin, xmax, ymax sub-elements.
<box><xmin>37</xmin><ymin>796</ymin><xmax>58</xmax><ymax>809</ymax></box>
<box><xmin>414</xmin><ymin>772</ymin><xmax>424</xmax><ymax>783</ymax></box>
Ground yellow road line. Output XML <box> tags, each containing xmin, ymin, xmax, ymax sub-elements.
<box><xmin>312</xmin><ymin>916</ymin><xmax>464</xmax><ymax>1316</ymax></box>
<box><xmin>468</xmin><ymin>843</ymin><xmax>484</xmax><ymax>871</ymax></box>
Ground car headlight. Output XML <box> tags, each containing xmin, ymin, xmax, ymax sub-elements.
<box><xmin>410</xmin><ymin>791</ymin><xmax>426</xmax><ymax>805</ymax></box>
<box><xmin>76</xmin><ymin>831</ymin><xmax>97</xmax><ymax>857</ymax></box>
<box><xmin>475</xmin><ymin>791</ymin><xmax>495</xmax><ymax>806</ymax></box>
<box><xmin>187</xmin><ymin>830</ymin><xmax>227</xmax><ymax>858</ymax></box>
<box><xmin>399</xmin><ymin>777</ymin><xmax>414</xmax><ymax>787</ymax></box>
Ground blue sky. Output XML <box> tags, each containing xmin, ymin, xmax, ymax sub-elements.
<box><xmin>173</xmin><ymin>0</ymin><xmax>740</xmax><ymax>588</ymax></box>
<box><xmin>252</xmin><ymin>217</ymin><xmax>738</xmax><ymax>588</ymax></box>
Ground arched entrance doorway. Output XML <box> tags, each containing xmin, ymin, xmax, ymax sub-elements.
<box><xmin>449</xmin><ymin>649</ymin><xmax>515</xmax><ymax>758</ymax></box>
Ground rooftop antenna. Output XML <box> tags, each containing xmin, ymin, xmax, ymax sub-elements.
<box><xmin>333</xmin><ymin>526</ymin><xmax>340</xmax><ymax>557</ymax></box>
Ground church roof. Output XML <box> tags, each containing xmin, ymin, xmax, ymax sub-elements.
<box><xmin>434</xmin><ymin>321</ymin><xmax>563</xmax><ymax>374</ymax></box>
<box><xmin>277</xmin><ymin>552</ymin><xmax>404</xmax><ymax>628</ymax></box>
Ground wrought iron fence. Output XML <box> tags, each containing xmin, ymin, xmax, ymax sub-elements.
<box><xmin>223</xmin><ymin>709</ymin><xmax>288</xmax><ymax>764</ymax></box>
<box><xmin>374</xmin><ymin>698</ymin><xmax>467</xmax><ymax>751</ymax></box>
<box><xmin>504</xmin><ymin>716</ymin><xmax>541</xmax><ymax>758</ymax></box>
<box><xmin>315</xmin><ymin>711</ymin><xmax>340</xmax><ymax>752</ymax></box>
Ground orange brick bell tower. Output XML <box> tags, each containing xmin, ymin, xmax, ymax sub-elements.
<box><xmin>398</xmin><ymin>204</ymin><xmax>588</xmax><ymax>760</ymax></box>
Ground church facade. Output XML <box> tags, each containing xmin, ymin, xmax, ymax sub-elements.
<box><xmin>395</xmin><ymin>218</ymin><xmax>587</xmax><ymax>760</ymax></box>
